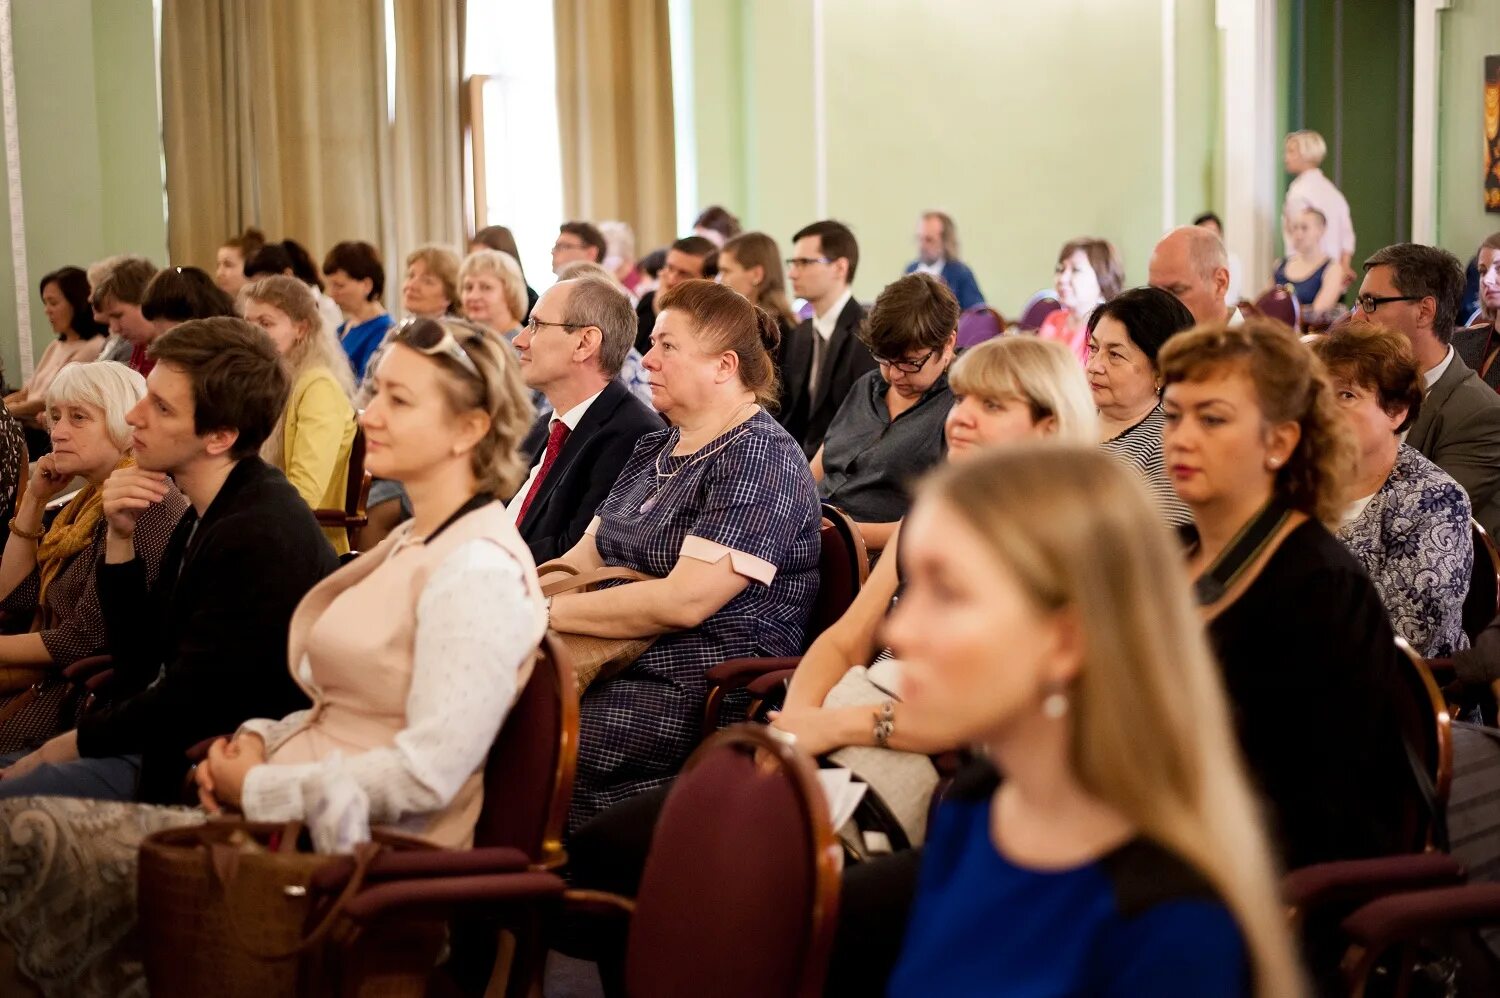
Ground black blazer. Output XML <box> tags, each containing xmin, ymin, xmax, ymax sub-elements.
<box><xmin>78</xmin><ymin>457</ymin><xmax>339</xmax><ymax>803</ymax></box>
<box><xmin>776</xmin><ymin>297</ymin><xmax>877</xmax><ymax>457</ymax></box>
<box><xmin>517</xmin><ymin>379</ymin><xmax>664</xmax><ymax>563</ymax></box>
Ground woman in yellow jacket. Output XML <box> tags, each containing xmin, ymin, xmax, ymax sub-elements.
<box><xmin>241</xmin><ymin>275</ymin><xmax>357</xmax><ymax>554</ymax></box>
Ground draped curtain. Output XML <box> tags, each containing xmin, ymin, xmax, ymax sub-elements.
<box><xmin>161</xmin><ymin>0</ymin><xmax>464</xmax><ymax>305</ymax></box>
<box><xmin>554</xmin><ymin>0</ymin><xmax>677</xmax><ymax>251</ymax></box>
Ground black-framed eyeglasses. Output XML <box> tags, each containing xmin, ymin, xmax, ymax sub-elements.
<box><xmin>784</xmin><ymin>256</ymin><xmax>831</xmax><ymax>269</ymax></box>
<box><xmin>874</xmin><ymin>347</ymin><xmax>939</xmax><ymax>374</ymax></box>
<box><xmin>396</xmin><ymin>317</ymin><xmax>486</xmax><ymax>378</ymax></box>
<box><xmin>1355</xmin><ymin>293</ymin><xmax>1422</xmax><ymax>314</ymax></box>
<box><xmin>524</xmin><ymin>316</ymin><xmax>590</xmax><ymax>336</ymax></box>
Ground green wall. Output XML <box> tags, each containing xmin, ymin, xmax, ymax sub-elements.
<box><xmin>1438</xmin><ymin>0</ymin><xmax>1500</xmax><ymax>259</ymax></box>
<box><xmin>690</xmin><ymin>0</ymin><xmax>1222</xmax><ymax>313</ymax></box>
<box><xmin>0</xmin><ymin>0</ymin><xmax>165</xmax><ymax>387</ymax></box>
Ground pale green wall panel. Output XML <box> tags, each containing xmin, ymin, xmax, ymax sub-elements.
<box><xmin>1438</xmin><ymin>0</ymin><xmax>1500</xmax><ymax>259</ymax></box>
<box><xmin>92</xmin><ymin>0</ymin><xmax>168</xmax><ymax>264</ymax></box>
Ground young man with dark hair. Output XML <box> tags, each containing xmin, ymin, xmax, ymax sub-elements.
<box><xmin>91</xmin><ymin>256</ymin><xmax>161</xmax><ymax>374</ymax></box>
<box><xmin>780</xmin><ymin>219</ymin><xmax>877</xmax><ymax>456</ymax></box>
<box><xmin>632</xmin><ymin>235</ymin><xmax>720</xmax><ymax>354</ymax></box>
<box><xmin>552</xmin><ymin>221</ymin><xmax>608</xmax><ymax>274</ymax></box>
<box><xmin>1352</xmin><ymin>243</ymin><xmax>1500</xmax><ymax>535</ymax></box>
<box><xmin>0</xmin><ymin>317</ymin><xmax>339</xmax><ymax>803</ymax></box>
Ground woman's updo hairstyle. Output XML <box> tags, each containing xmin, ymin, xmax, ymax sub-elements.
<box><xmin>393</xmin><ymin>317</ymin><xmax>535</xmax><ymax>499</ymax></box>
<box><xmin>656</xmin><ymin>278</ymin><xmax>780</xmax><ymax>409</ymax></box>
<box><xmin>1158</xmin><ymin>317</ymin><xmax>1355</xmax><ymax>523</ymax></box>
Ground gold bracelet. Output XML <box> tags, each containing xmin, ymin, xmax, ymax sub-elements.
<box><xmin>7</xmin><ymin>517</ymin><xmax>43</xmax><ymax>541</ymax></box>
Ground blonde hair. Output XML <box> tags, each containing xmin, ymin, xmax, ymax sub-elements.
<box><xmin>922</xmin><ymin>446</ymin><xmax>1305</xmax><ymax>998</ymax></box>
<box><xmin>44</xmin><ymin>360</ymin><xmax>146</xmax><ymax>449</ymax></box>
<box><xmin>241</xmin><ymin>275</ymin><xmax>356</xmax><ymax>467</ymax></box>
<box><xmin>393</xmin><ymin>317</ymin><xmax>535</xmax><ymax>498</ymax></box>
<box><xmin>458</xmin><ymin>250</ymin><xmax>528</xmax><ymax>329</ymax></box>
<box><xmin>1285</xmin><ymin>129</ymin><xmax>1327</xmax><ymax>168</ymax></box>
<box><xmin>949</xmin><ymin>337</ymin><xmax>1098</xmax><ymax>443</ymax></box>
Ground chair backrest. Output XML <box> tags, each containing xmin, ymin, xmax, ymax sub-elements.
<box><xmin>314</xmin><ymin>423</ymin><xmax>372</xmax><ymax>546</ymax></box>
<box><xmin>472</xmin><ymin>632</ymin><xmax>578</xmax><ymax>867</ymax></box>
<box><xmin>812</xmin><ymin>504</ymin><xmax>870</xmax><ymax>644</ymax></box>
<box><xmin>1391</xmin><ymin>638</ymin><xmax>1454</xmax><ymax>851</ymax></box>
<box><xmin>1464</xmin><ymin>519</ymin><xmax>1500</xmax><ymax>642</ymax></box>
<box><xmin>627</xmin><ymin>726</ymin><xmax>841</xmax><ymax>998</ymax></box>
<box><xmin>1250</xmin><ymin>286</ymin><xmax>1302</xmax><ymax>330</ymax></box>
<box><xmin>955</xmin><ymin>305</ymin><xmax>1005</xmax><ymax>348</ymax></box>
<box><xmin>1017</xmin><ymin>292</ymin><xmax>1061</xmax><ymax>331</ymax></box>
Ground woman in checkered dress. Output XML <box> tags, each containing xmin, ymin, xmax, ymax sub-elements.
<box><xmin>546</xmin><ymin>280</ymin><xmax>821</xmax><ymax>830</ymax></box>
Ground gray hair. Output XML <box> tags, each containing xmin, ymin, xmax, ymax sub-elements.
<box><xmin>557</xmin><ymin>276</ymin><xmax>635</xmax><ymax>378</ymax></box>
<box><xmin>1163</xmin><ymin>225</ymin><xmax>1229</xmax><ymax>283</ymax></box>
<box><xmin>44</xmin><ymin>360</ymin><xmax>147</xmax><ymax>449</ymax></box>
<box><xmin>458</xmin><ymin>249</ymin><xmax>528</xmax><ymax>328</ymax></box>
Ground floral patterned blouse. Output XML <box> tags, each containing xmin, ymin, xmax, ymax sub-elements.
<box><xmin>1336</xmin><ymin>444</ymin><xmax>1472</xmax><ymax>657</ymax></box>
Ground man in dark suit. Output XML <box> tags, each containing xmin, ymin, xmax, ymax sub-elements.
<box><xmin>903</xmin><ymin>210</ymin><xmax>985</xmax><ymax>310</ymax></box>
<box><xmin>1353</xmin><ymin>243</ymin><xmax>1500</xmax><ymax>535</ymax></box>
<box><xmin>634</xmin><ymin>236</ymin><xmax>718</xmax><ymax>355</ymax></box>
<box><xmin>0</xmin><ymin>317</ymin><xmax>338</xmax><ymax>803</ymax></box>
<box><xmin>780</xmin><ymin>219</ymin><xmax>878</xmax><ymax>457</ymax></box>
<box><xmin>513</xmin><ymin>277</ymin><xmax>664</xmax><ymax>562</ymax></box>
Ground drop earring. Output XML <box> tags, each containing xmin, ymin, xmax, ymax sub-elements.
<box><xmin>1041</xmin><ymin>684</ymin><xmax>1070</xmax><ymax>720</ymax></box>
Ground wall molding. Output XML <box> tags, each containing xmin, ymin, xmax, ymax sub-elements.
<box><xmin>0</xmin><ymin>0</ymin><xmax>30</xmax><ymax>379</ymax></box>
<box><xmin>1410</xmin><ymin>0</ymin><xmax>1452</xmax><ymax>244</ymax></box>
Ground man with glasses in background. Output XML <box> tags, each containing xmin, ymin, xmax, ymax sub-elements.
<box><xmin>780</xmin><ymin>219</ymin><xmax>877</xmax><ymax>457</ymax></box>
<box><xmin>1352</xmin><ymin>242</ymin><xmax>1500</xmax><ymax>535</ymax></box>
<box><xmin>551</xmin><ymin>221</ymin><xmax>608</xmax><ymax>275</ymax></box>
<box><xmin>632</xmin><ymin>236</ymin><xmax>719</xmax><ymax>355</ymax></box>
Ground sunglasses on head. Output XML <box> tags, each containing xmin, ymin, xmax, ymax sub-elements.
<box><xmin>396</xmin><ymin>317</ymin><xmax>487</xmax><ymax>378</ymax></box>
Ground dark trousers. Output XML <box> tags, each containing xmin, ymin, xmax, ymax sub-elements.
<box><xmin>561</xmin><ymin>783</ymin><xmax>924</xmax><ymax>996</ymax></box>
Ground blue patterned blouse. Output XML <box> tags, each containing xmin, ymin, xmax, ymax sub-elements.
<box><xmin>1336</xmin><ymin>444</ymin><xmax>1472</xmax><ymax>657</ymax></box>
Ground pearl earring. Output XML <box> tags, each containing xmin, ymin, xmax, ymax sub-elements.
<box><xmin>1042</xmin><ymin>688</ymin><xmax>1070</xmax><ymax>720</ymax></box>
<box><xmin>1268</xmin><ymin>457</ymin><xmax>1281</xmax><ymax>469</ymax></box>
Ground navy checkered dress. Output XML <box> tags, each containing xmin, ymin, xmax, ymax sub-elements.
<box><xmin>571</xmin><ymin>409</ymin><xmax>821</xmax><ymax>830</ymax></box>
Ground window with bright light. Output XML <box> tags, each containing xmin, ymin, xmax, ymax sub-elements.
<box><xmin>465</xmin><ymin>0</ymin><xmax>564</xmax><ymax>288</ymax></box>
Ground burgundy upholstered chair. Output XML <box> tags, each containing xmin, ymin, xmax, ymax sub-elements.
<box><xmin>1248</xmin><ymin>286</ymin><xmax>1302</xmax><ymax>331</ymax></box>
<box><xmin>341</xmin><ymin>725</ymin><xmax>843</xmax><ymax>998</ymax></box>
<box><xmin>956</xmin><ymin>305</ymin><xmax>1006</xmax><ymax>348</ymax></box>
<box><xmin>1464</xmin><ymin>520</ymin><xmax>1500</xmax><ymax>644</ymax></box>
<box><xmin>1016</xmin><ymin>291</ymin><xmax>1061</xmax><ymax>331</ymax></box>
<box><xmin>314</xmin><ymin>424</ymin><xmax>372</xmax><ymax>550</ymax></box>
<box><xmin>701</xmin><ymin>503</ymin><xmax>869</xmax><ymax>738</ymax></box>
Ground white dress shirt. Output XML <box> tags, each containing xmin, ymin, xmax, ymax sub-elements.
<box><xmin>1423</xmin><ymin>345</ymin><xmax>1456</xmax><ymax>390</ymax></box>
<box><xmin>914</xmin><ymin>258</ymin><xmax>944</xmax><ymax>278</ymax></box>
<box><xmin>505</xmin><ymin>387</ymin><xmax>605</xmax><ymax>522</ymax></box>
<box><xmin>808</xmin><ymin>288</ymin><xmax>855</xmax><ymax>390</ymax></box>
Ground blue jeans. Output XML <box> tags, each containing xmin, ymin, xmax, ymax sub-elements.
<box><xmin>0</xmin><ymin>750</ymin><xmax>140</xmax><ymax>801</ymax></box>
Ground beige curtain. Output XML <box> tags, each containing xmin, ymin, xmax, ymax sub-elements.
<box><xmin>162</xmin><ymin>0</ymin><xmax>464</xmax><ymax>302</ymax></box>
<box><xmin>554</xmin><ymin>0</ymin><xmax>677</xmax><ymax>251</ymax></box>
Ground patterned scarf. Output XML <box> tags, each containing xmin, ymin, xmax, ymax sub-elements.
<box><xmin>35</xmin><ymin>456</ymin><xmax>134</xmax><ymax>621</ymax></box>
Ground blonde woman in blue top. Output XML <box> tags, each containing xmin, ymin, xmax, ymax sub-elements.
<box><xmin>884</xmin><ymin>446</ymin><xmax>1302</xmax><ymax>997</ymax></box>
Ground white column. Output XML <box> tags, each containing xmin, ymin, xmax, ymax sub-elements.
<box><xmin>1410</xmin><ymin>0</ymin><xmax>1452</xmax><ymax>245</ymax></box>
<box><xmin>811</xmin><ymin>0</ymin><xmax>827</xmax><ymax>219</ymax></box>
<box><xmin>1218</xmin><ymin>0</ymin><xmax>1278</xmax><ymax>296</ymax></box>
<box><xmin>1161</xmin><ymin>0</ymin><xmax>1177</xmax><ymax>232</ymax></box>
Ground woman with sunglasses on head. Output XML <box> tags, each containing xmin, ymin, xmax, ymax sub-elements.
<box><xmin>811</xmin><ymin>273</ymin><xmax>957</xmax><ymax>551</ymax></box>
<box><xmin>0</xmin><ymin>316</ymin><xmax>546</xmax><ymax>997</ymax></box>
<box><xmin>544</xmin><ymin>279</ymin><xmax>821</xmax><ymax>832</ymax></box>
<box><xmin>883</xmin><ymin>446</ymin><xmax>1302</xmax><ymax>997</ymax></box>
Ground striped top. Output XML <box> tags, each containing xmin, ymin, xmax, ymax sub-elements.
<box><xmin>1100</xmin><ymin>405</ymin><xmax>1193</xmax><ymax>527</ymax></box>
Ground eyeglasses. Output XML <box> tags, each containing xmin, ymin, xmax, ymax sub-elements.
<box><xmin>551</xmin><ymin>241</ymin><xmax>586</xmax><ymax>254</ymax></box>
<box><xmin>396</xmin><ymin>317</ymin><xmax>485</xmax><ymax>378</ymax></box>
<box><xmin>784</xmin><ymin>257</ymin><xmax>831</xmax><ymax>270</ymax></box>
<box><xmin>524</xmin><ymin>316</ymin><xmax>589</xmax><ymax>336</ymax></box>
<box><xmin>874</xmin><ymin>347</ymin><xmax>939</xmax><ymax>374</ymax></box>
<box><xmin>1355</xmin><ymin>293</ymin><xmax>1422</xmax><ymax>314</ymax></box>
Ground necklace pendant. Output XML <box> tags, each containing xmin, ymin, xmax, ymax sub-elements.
<box><xmin>639</xmin><ymin>494</ymin><xmax>658</xmax><ymax>515</ymax></box>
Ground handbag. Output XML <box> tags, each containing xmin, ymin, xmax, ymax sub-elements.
<box><xmin>0</xmin><ymin>675</ymin><xmax>88</xmax><ymax>754</ymax></box>
<box><xmin>538</xmin><ymin>562</ymin><xmax>661</xmax><ymax>691</ymax></box>
<box><xmin>137</xmin><ymin>819</ymin><xmax>446</xmax><ymax>998</ymax></box>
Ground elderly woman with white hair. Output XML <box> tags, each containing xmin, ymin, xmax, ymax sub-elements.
<box><xmin>1282</xmin><ymin>129</ymin><xmax>1356</xmax><ymax>281</ymax></box>
<box><xmin>0</xmin><ymin>361</ymin><xmax>186</xmax><ymax>752</ymax></box>
<box><xmin>459</xmin><ymin>249</ymin><xmax>529</xmax><ymax>344</ymax></box>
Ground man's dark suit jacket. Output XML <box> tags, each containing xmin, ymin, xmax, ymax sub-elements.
<box><xmin>1407</xmin><ymin>350</ymin><xmax>1500</xmax><ymax>537</ymax></box>
<box><xmin>634</xmin><ymin>292</ymin><xmax>658</xmax><ymax>356</ymax></box>
<box><xmin>517</xmin><ymin>379</ymin><xmax>664</xmax><ymax>563</ymax></box>
<box><xmin>78</xmin><ymin>457</ymin><xmax>339</xmax><ymax>803</ymax></box>
<box><xmin>776</xmin><ymin>296</ymin><xmax>876</xmax><ymax>457</ymax></box>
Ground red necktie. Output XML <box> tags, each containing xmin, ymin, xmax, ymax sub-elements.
<box><xmin>517</xmin><ymin>420</ymin><xmax>570</xmax><ymax>525</ymax></box>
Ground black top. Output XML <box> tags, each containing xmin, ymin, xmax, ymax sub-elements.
<box><xmin>1201</xmin><ymin>519</ymin><xmax>1411</xmax><ymax>869</ymax></box>
<box><xmin>515</xmin><ymin>379</ymin><xmax>665</xmax><ymax>562</ymax></box>
<box><xmin>818</xmin><ymin>369</ymin><xmax>950</xmax><ymax>523</ymax></box>
<box><xmin>776</xmin><ymin>297</ymin><xmax>877</xmax><ymax>458</ymax></box>
<box><xmin>78</xmin><ymin>457</ymin><xmax>339</xmax><ymax>803</ymax></box>
<box><xmin>634</xmin><ymin>291</ymin><xmax>658</xmax><ymax>357</ymax></box>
